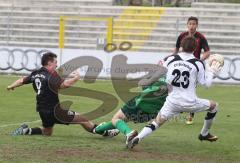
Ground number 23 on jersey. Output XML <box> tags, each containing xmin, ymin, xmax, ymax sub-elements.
<box><xmin>171</xmin><ymin>69</ymin><xmax>190</xmax><ymax>89</ymax></box>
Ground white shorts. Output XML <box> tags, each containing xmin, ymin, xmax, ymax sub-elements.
<box><xmin>159</xmin><ymin>98</ymin><xmax>210</xmax><ymax>120</ymax></box>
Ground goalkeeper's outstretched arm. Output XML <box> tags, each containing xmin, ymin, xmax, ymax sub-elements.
<box><xmin>138</xmin><ymin>65</ymin><xmax>167</xmax><ymax>86</ymax></box>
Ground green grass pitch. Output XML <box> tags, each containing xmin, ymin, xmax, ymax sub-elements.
<box><xmin>0</xmin><ymin>75</ymin><xmax>240</xmax><ymax>162</ymax></box>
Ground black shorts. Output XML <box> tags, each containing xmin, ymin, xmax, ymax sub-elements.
<box><xmin>39</xmin><ymin>107</ymin><xmax>76</xmax><ymax>128</ymax></box>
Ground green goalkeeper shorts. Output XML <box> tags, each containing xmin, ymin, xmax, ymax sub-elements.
<box><xmin>121</xmin><ymin>104</ymin><xmax>158</xmax><ymax>123</ymax></box>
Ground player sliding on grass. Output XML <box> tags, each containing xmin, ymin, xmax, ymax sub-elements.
<box><xmin>94</xmin><ymin>66</ymin><xmax>168</xmax><ymax>148</ymax></box>
<box><xmin>129</xmin><ymin>36</ymin><xmax>222</xmax><ymax>149</ymax></box>
<box><xmin>7</xmin><ymin>52</ymin><xmax>119</xmax><ymax>137</ymax></box>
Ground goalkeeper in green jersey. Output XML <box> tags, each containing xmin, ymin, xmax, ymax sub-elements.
<box><xmin>94</xmin><ymin>66</ymin><xmax>168</xmax><ymax>147</ymax></box>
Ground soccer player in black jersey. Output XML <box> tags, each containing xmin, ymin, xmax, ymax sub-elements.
<box><xmin>7</xmin><ymin>52</ymin><xmax>119</xmax><ymax>137</ymax></box>
<box><xmin>173</xmin><ymin>16</ymin><xmax>211</xmax><ymax>124</ymax></box>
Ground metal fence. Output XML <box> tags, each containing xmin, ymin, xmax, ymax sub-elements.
<box><xmin>114</xmin><ymin>0</ymin><xmax>194</xmax><ymax>6</ymax></box>
<box><xmin>2</xmin><ymin>5</ymin><xmax>182</xmax><ymax>49</ymax></box>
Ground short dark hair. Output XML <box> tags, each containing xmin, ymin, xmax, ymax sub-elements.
<box><xmin>181</xmin><ymin>36</ymin><xmax>196</xmax><ymax>53</ymax></box>
<box><xmin>187</xmin><ymin>16</ymin><xmax>198</xmax><ymax>25</ymax></box>
<box><xmin>41</xmin><ymin>52</ymin><xmax>57</xmax><ymax>66</ymax></box>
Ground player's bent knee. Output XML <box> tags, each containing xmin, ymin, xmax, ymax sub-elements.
<box><xmin>112</xmin><ymin>118</ymin><xmax>119</xmax><ymax>126</ymax></box>
<box><xmin>155</xmin><ymin>114</ymin><xmax>167</xmax><ymax>126</ymax></box>
<box><xmin>209</xmin><ymin>101</ymin><xmax>218</xmax><ymax>113</ymax></box>
<box><xmin>112</xmin><ymin>110</ymin><xmax>125</xmax><ymax>125</ymax></box>
<box><xmin>42</xmin><ymin>128</ymin><xmax>53</xmax><ymax>136</ymax></box>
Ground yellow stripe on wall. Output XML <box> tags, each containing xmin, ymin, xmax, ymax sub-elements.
<box><xmin>113</xmin><ymin>7</ymin><xmax>165</xmax><ymax>51</ymax></box>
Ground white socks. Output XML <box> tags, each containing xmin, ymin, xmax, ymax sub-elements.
<box><xmin>201</xmin><ymin>119</ymin><xmax>213</xmax><ymax>136</ymax></box>
<box><xmin>201</xmin><ymin>104</ymin><xmax>218</xmax><ymax>136</ymax></box>
<box><xmin>137</xmin><ymin>121</ymin><xmax>159</xmax><ymax>141</ymax></box>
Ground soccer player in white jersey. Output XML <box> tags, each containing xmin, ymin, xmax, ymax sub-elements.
<box><xmin>129</xmin><ymin>36</ymin><xmax>222</xmax><ymax>148</ymax></box>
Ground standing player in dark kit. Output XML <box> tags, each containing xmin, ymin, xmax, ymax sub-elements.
<box><xmin>7</xmin><ymin>52</ymin><xmax>118</xmax><ymax>137</ymax></box>
<box><xmin>173</xmin><ymin>16</ymin><xmax>210</xmax><ymax>124</ymax></box>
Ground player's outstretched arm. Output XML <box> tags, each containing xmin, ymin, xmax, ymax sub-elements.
<box><xmin>7</xmin><ymin>77</ymin><xmax>25</xmax><ymax>91</ymax></box>
<box><xmin>60</xmin><ymin>71</ymin><xmax>80</xmax><ymax>89</ymax></box>
<box><xmin>138</xmin><ymin>66</ymin><xmax>167</xmax><ymax>86</ymax></box>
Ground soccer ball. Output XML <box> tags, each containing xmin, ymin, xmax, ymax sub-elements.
<box><xmin>207</xmin><ymin>54</ymin><xmax>224</xmax><ymax>67</ymax></box>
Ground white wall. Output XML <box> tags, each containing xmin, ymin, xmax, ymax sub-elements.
<box><xmin>0</xmin><ymin>46</ymin><xmax>239</xmax><ymax>84</ymax></box>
